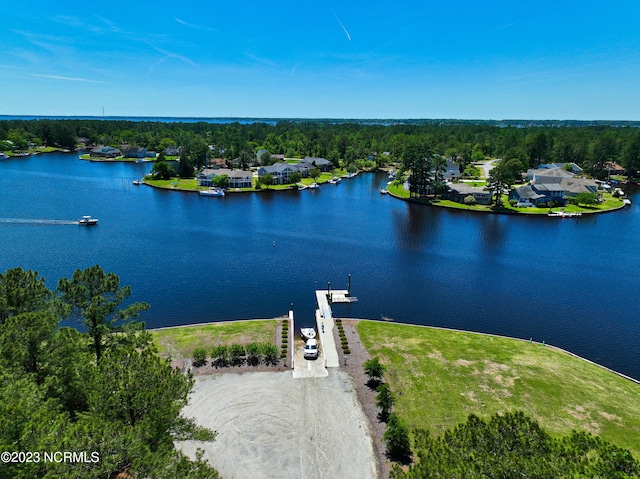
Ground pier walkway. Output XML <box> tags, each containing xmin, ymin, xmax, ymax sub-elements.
<box><xmin>315</xmin><ymin>289</ymin><xmax>357</xmax><ymax>369</ymax></box>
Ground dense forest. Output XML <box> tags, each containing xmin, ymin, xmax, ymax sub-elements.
<box><xmin>1</xmin><ymin>119</ymin><xmax>640</xmax><ymax>181</ymax></box>
<box><xmin>0</xmin><ymin>266</ymin><xmax>220</xmax><ymax>479</ymax></box>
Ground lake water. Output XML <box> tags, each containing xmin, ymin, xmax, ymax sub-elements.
<box><xmin>1</xmin><ymin>152</ymin><xmax>639</xmax><ymax>379</ymax></box>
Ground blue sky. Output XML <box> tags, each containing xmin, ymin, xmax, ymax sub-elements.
<box><xmin>2</xmin><ymin>1</ymin><xmax>640</xmax><ymax>119</ymax></box>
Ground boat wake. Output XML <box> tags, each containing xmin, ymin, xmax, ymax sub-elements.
<box><xmin>0</xmin><ymin>218</ymin><xmax>78</xmax><ymax>225</ymax></box>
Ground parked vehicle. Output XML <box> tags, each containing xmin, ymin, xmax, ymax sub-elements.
<box><xmin>303</xmin><ymin>339</ymin><xmax>318</xmax><ymax>359</ymax></box>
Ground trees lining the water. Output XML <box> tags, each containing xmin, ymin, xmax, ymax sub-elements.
<box><xmin>0</xmin><ymin>265</ymin><xmax>220</xmax><ymax>479</ymax></box>
<box><xmin>390</xmin><ymin>411</ymin><xmax>640</xmax><ymax>479</ymax></box>
<box><xmin>2</xmin><ymin>118</ymin><xmax>640</xmax><ymax>179</ymax></box>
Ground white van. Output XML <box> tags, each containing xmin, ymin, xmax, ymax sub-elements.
<box><xmin>303</xmin><ymin>339</ymin><xmax>318</xmax><ymax>359</ymax></box>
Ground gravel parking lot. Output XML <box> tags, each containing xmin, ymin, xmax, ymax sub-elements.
<box><xmin>177</xmin><ymin>370</ymin><xmax>378</xmax><ymax>479</ymax></box>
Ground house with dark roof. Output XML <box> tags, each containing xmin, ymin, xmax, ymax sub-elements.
<box><xmin>91</xmin><ymin>146</ymin><xmax>121</xmax><ymax>158</ymax></box>
<box><xmin>304</xmin><ymin>157</ymin><xmax>333</xmax><ymax>172</ymax></box>
<box><xmin>163</xmin><ymin>146</ymin><xmax>180</xmax><ymax>156</ymax></box>
<box><xmin>512</xmin><ymin>182</ymin><xmax>568</xmax><ymax>206</ymax></box>
<box><xmin>511</xmin><ymin>185</ymin><xmax>548</xmax><ymax>206</ymax></box>
<box><xmin>123</xmin><ymin>146</ymin><xmax>147</xmax><ymax>158</ymax></box>
<box><xmin>561</xmin><ymin>177</ymin><xmax>598</xmax><ymax>197</ymax></box>
<box><xmin>446</xmin><ymin>184</ymin><xmax>492</xmax><ymax>205</ymax></box>
<box><xmin>258</xmin><ymin>163</ymin><xmax>300</xmax><ymax>184</ymax></box>
<box><xmin>527</xmin><ymin>167</ymin><xmax>574</xmax><ymax>183</ymax></box>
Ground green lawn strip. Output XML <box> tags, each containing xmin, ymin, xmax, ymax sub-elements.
<box><xmin>356</xmin><ymin>321</ymin><xmax>640</xmax><ymax>457</ymax></box>
<box><xmin>151</xmin><ymin>320</ymin><xmax>278</xmax><ymax>359</ymax></box>
<box><xmin>145</xmin><ymin>178</ymin><xmax>198</xmax><ymax>190</ymax></box>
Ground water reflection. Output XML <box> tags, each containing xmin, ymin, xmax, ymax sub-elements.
<box><xmin>479</xmin><ymin>214</ymin><xmax>507</xmax><ymax>253</ymax></box>
<box><xmin>392</xmin><ymin>202</ymin><xmax>441</xmax><ymax>251</ymax></box>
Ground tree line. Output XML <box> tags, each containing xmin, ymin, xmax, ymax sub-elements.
<box><xmin>363</xmin><ymin>357</ymin><xmax>639</xmax><ymax>478</ymax></box>
<box><xmin>0</xmin><ymin>265</ymin><xmax>220</xmax><ymax>479</ymax></box>
<box><xmin>2</xmin><ymin>119</ymin><xmax>640</xmax><ymax>180</ymax></box>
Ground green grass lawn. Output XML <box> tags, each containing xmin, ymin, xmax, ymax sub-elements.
<box><xmin>151</xmin><ymin>320</ymin><xmax>278</xmax><ymax>358</ymax></box>
<box><xmin>356</xmin><ymin>321</ymin><xmax>640</xmax><ymax>457</ymax></box>
<box><xmin>145</xmin><ymin>177</ymin><xmax>199</xmax><ymax>190</ymax></box>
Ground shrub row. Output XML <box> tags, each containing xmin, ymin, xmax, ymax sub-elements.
<box><xmin>280</xmin><ymin>320</ymin><xmax>289</xmax><ymax>359</ymax></box>
<box><xmin>335</xmin><ymin>319</ymin><xmax>350</xmax><ymax>354</ymax></box>
<box><xmin>192</xmin><ymin>342</ymin><xmax>279</xmax><ymax>368</ymax></box>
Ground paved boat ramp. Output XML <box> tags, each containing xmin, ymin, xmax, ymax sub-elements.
<box><xmin>291</xmin><ymin>288</ymin><xmax>357</xmax><ymax>378</ymax></box>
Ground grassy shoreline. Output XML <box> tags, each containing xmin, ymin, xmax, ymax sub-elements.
<box><xmin>150</xmin><ymin>318</ymin><xmax>640</xmax><ymax>458</ymax></box>
<box><xmin>386</xmin><ymin>181</ymin><xmax>626</xmax><ymax>215</ymax></box>
<box><xmin>356</xmin><ymin>320</ymin><xmax>640</xmax><ymax>458</ymax></box>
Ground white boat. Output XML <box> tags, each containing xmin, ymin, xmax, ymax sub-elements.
<box><xmin>199</xmin><ymin>188</ymin><xmax>225</xmax><ymax>197</ymax></box>
<box><xmin>623</xmin><ymin>198</ymin><xmax>632</xmax><ymax>205</ymax></box>
<box><xmin>0</xmin><ymin>152</ymin><xmax>8</xmax><ymax>160</ymax></box>
<box><xmin>308</xmin><ymin>182</ymin><xmax>319</xmax><ymax>189</ymax></box>
<box><xmin>547</xmin><ymin>210</ymin><xmax>582</xmax><ymax>218</ymax></box>
<box><xmin>380</xmin><ymin>188</ymin><xmax>388</xmax><ymax>194</ymax></box>
<box><xmin>132</xmin><ymin>179</ymin><xmax>141</xmax><ymax>185</ymax></box>
<box><xmin>300</xmin><ymin>327</ymin><xmax>316</xmax><ymax>340</ymax></box>
<box><xmin>78</xmin><ymin>215</ymin><xmax>98</xmax><ymax>226</ymax></box>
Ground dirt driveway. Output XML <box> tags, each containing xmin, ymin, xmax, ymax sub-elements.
<box><xmin>176</xmin><ymin>370</ymin><xmax>378</xmax><ymax>479</ymax></box>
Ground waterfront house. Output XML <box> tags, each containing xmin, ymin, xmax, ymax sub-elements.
<box><xmin>91</xmin><ymin>146</ymin><xmax>121</xmax><ymax>158</ymax></box>
<box><xmin>197</xmin><ymin>168</ymin><xmax>253</xmax><ymax>189</ymax></box>
<box><xmin>123</xmin><ymin>146</ymin><xmax>147</xmax><ymax>158</ymax></box>
<box><xmin>258</xmin><ymin>163</ymin><xmax>300</xmax><ymax>184</ymax></box>
<box><xmin>511</xmin><ymin>185</ymin><xmax>548</xmax><ymax>207</ymax></box>
<box><xmin>512</xmin><ymin>182</ymin><xmax>568</xmax><ymax>206</ymax></box>
<box><xmin>304</xmin><ymin>157</ymin><xmax>333</xmax><ymax>172</ymax></box>
<box><xmin>446</xmin><ymin>184</ymin><xmax>492</xmax><ymax>205</ymax></box>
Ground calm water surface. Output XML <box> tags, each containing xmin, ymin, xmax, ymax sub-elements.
<box><xmin>1</xmin><ymin>152</ymin><xmax>639</xmax><ymax>379</ymax></box>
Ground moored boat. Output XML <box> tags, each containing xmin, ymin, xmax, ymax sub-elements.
<box><xmin>199</xmin><ymin>188</ymin><xmax>225</xmax><ymax>197</ymax></box>
<box><xmin>300</xmin><ymin>327</ymin><xmax>316</xmax><ymax>340</ymax></box>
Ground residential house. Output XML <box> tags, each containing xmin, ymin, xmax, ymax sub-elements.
<box><xmin>511</xmin><ymin>185</ymin><xmax>548</xmax><ymax>207</ymax></box>
<box><xmin>446</xmin><ymin>184</ymin><xmax>492</xmax><ymax>205</ymax></box>
<box><xmin>527</xmin><ymin>167</ymin><xmax>574</xmax><ymax>184</ymax></box>
<box><xmin>163</xmin><ymin>146</ymin><xmax>180</xmax><ymax>156</ymax></box>
<box><xmin>258</xmin><ymin>163</ymin><xmax>300</xmax><ymax>185</ymax></box>
<box><xmin>256</xmin><ymin>149</ymin><xmax>286</xmax><ymax>165</ymax></box>
<box><xmin>511</xmin><ymin>182</ymin><xmax>567</xmax><ymax>206</ymax></box>
<box><xmin>122</xmin><ymin>146</ymin><xmax>147</xmax><ymax>158</ymax></box>
<box><xmin>197</xmin><ymin>168</ymin><xmax>253</xmax><ymax>189</ymax></box>
<box><xmin>561</xmin><ymin>177</ymin><xmax>598</xmax><ymax>198</ymax></box>
<box><xmin>91</xmin><ymin>146</ymin><xmax>121</xmax><ymax>158</ymax></box>
<box><xmin>539</xmin><ymin>162</ymin><xmax>583</xmax><ymax>175</ymax></box>
<box><xmin>207</xmin><ymin>158</ymin><xmax>227</xmax><ymax>169</ymax></box>
<box><xmin>603</xmin><ymin>161</ymin><xmax>626</xmax><ymax>177</ymax></box>
<box><xmin>303</xmin><ymin>157</ymin><xmax>333</xmax><ymax>172</ymax></box>
<box><xmin>442</xmin><ymin>159</ymin><xmax>461</xmax><ymax>182</ymax></box>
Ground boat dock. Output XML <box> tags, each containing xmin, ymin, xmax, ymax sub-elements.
<box><xmin>291</xmin><ymin>279</ymin><xmax>358</xmax><ymax>377</ymax></box>
<box><xmin>315</xmin><ymin>287</ymin><xmax>358</xmax><ymax>369</ymax></box>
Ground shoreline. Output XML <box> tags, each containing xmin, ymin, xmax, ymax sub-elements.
<box><xmin>149</xmin><ymin>317</ymin><xmax>640</xmax><ymax>385</ymax></box>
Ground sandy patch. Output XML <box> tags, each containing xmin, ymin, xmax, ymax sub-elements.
<box><xmin>177</xmin><ymin>370</ymin><xmax>377</xmax><ymax>479</ymax></box>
